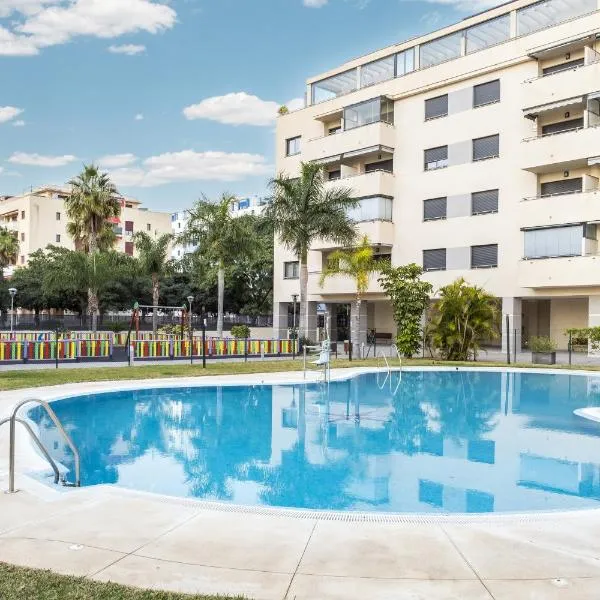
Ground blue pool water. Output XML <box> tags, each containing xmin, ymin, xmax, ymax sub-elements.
<box><xmin>28</xmin><ymin>370</ymin><xmax>600</xmax><ymax>514</ymax></box>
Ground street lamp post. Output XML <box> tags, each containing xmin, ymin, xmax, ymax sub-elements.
<box><xmin>187</xmin><ymin>295</ymin><xmax>194</xmax><ymax>365</ymax></box>
<box><xmin>8</xmin><ymin>288</ymin><xmax>17</xmax><ymax>333</ymax></box>
<box><xmin>201</xmin><ymin>305</ymin><xmax>207</xmax><ymax>369</ymax></box>
<box><xmin>292</xmin><ymin>294</ymin><xmax>298</xmax><ymax>359</ymax></box>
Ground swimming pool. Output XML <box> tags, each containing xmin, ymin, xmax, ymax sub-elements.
<box><xmin>27</xmin><ymin>369</ymin><xmax>600</xmax><ymax>515</ymax></box>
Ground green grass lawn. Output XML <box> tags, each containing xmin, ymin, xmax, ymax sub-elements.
<box><xmin>0</xmin><ymin>356</ymin><xmax>596</xmax><ymax>391</ymax></box>
<box><xmin>0</xmin><ymin>563</ymin><xmax>245</xmax><ymax>600</ymax></box>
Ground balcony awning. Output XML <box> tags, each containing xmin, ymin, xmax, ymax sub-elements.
<box><xmin>523</xmin><ymin>96</ymin><xmax>584</xmax><ymax>120</ymax></box>
<box><xmin>343</xmin><ymin>145</ymin><xmax>394</xmax><ymax>160</ymax></box>
<box><xmin>589</xmin><ymin>157</ymin><xmax>600</xmax><ymax>166</ymax></box>
<box><xmin>528</xmin><ymin>35</ymin><xmax>595</xmax><ymax>59</ymax></box>
<box><xmin>588</xmin><ymin>91</ymin><xmax>600</xmax><ymax>101</ymax></box>
<box><xmin>314</xmin><ymin>154</ymin><xmax>342</xmax><ymax>165</ymax></box>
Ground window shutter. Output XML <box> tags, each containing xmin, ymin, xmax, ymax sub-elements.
<box><xmin>472</xmin><ymin>189</ymin><xmax>499</xmax><ymax>215</ymax></box>
<box><xmin>423</xmin><ymin>248</ymin><xmax>446</xmax><ymax>271</ymax></box>
<box><xmin>424</xmin><ymin>197</ymin><xmax>447</xmax><ymax>220</ymax></box>
<box><xmin>471</xmin><ymin>244</ymin><xmax>498</xmax><ymax>268</ymax></box>
<box><xmin>540</xmin><ymin>178</ymin><xmax>583</xmax><ymax>196</ymax></box>
<box><xmin>542</xmin><ymin>58</ymin><xmax>585</xmax><ymax>76</ymax></box>
<box><xmin>473</xmin><ymin>80</ymin><xmax>500</xmax><ymax>107</ymax></box>
<box><xmin>424</xmin><ymin>146</ymin><xmax>448</xmax><ymax>170</ymax></box>
<box><xmin>541</xmin><ymin>118</ymin><xmax>584</xmax><ymax>136</ymax></box>
<box><xmin>425</xmin><ymin>95</ymin><xmax>448</xmax><ymax>120</ymax></box>
<box><xmin>473</xmin><ymin>134</ymin><xmax>499</xmax><ymax>160</ymax></box>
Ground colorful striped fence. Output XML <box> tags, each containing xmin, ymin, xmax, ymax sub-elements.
<box><xmin>0</xmin><ymin>341</ymin><xmax>25</xmax><ymax>361</ymax></box>
<box><xmin>0</xmin><ymin>331</ymin><xmax>54</xmax><ymax>342</ymax></box>
<box><xmin>77</xmin><ymin>339</ymin><xmax>113</xmax><ymax>358</ymax></box>
<box><xmin>0</xmin><ymin>339</ymin><xmax>112</xmax><ymax>362</ymax></box>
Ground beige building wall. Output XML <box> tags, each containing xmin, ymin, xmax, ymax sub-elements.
<box><xmin>273</xmin><ymin>0</ymin><xmax>600</xmax><ymax>350</ymax></box>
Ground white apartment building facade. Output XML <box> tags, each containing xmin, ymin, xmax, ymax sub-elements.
<box><xmin>0</xmin><ymin>185</ymin><xmax>172</xmax><ymax>276</ymax></box>
<box><xmin>170</xmin><ymin>195</ymin><xmax>271</xmax><ymax>260</ymax></box>
<box><xmin>273</xmin><ymin>0</ymin><xmax>600</xmax><ymax>351</ymax></box>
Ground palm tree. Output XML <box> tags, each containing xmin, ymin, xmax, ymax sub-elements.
<box><xmin>267</xmin><ymin>161</ymin><xmax>358</xmax><ymax>340</ymax></box>
<box><xmin>133</xmin><ymin>231</ymin><xmax>173</xmax><ymax>333</ymax></box>
<box><xmin>182</xmin><ymin>194</ymin><xmax>257</xmax><ymax>338</ymax></box>
<box><xmin>319</xmin><ymin>235</ymin><xmax>385</xmax><ymax>349</ymax></box>
<box><xmin>65</xmin><ymin>165</ymin><xmax>121</xmax><ymax>330</ymax></box>
<box><xmin>0</xmin><ymin>227</ymin><xmax>19</xmax><ymax>280</ymax></box>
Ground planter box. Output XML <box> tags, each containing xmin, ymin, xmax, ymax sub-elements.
<box><xmin>532</xmin><ymin>351</ymin><xmax>556</xmax><ymax>365</ymax></box>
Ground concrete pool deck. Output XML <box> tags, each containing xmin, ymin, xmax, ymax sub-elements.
<box><xmin>1</xmin><ymin>368</ymin><xmax>600</xmax><ymax>599</ymax></box>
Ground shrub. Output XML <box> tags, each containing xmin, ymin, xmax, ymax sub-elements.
<box><xmin>230</xmin><ymin>324</ymin><xmax>251</xmax><ymax>339</ymax></box>
<box><xmin>530</xmin><ymin>336</ymin><xmax>556</xmax><ymax>353</ymax></box>
<box><xmin>105</xmin><ymin>322</ymin><xmax>128</xmax><ymax>333</ymax></box>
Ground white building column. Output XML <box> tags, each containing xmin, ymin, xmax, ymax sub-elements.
<box><xmin>272</xmin><ymin>302</ymin><xmax>289</xmax><ymax>339</ymax></box>
<box><xmin>351</xmin><ymin>300</ymin><xmax>368</xmax><ymax>356</ymax></box>
<box><xmin>305</xmin><ymin>301</ymin><xmax>319</xmax><ymax>343</ymax></box>
<box><xmin>501</xmin><ymin>297</ymin><xmax>522</xmax><ymax>354</ymax></box>
<box><xmin>588</xmin><ymin>296</ymin><xmax>600</xmax><ymax>328</ymax></box>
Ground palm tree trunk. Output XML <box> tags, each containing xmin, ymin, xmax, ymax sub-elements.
<box><xmin>299</xmin><ymin>252</ymin><xmax>308</xmax><ymax>341</ymax></box>
<box><xmin>217</xmin><ymin>264</ymin><xmax>225</xmax><ymax>339</ymax></box>
<box><xmin>88</xmin><ymin>288</ymin><xmax>99</xmax><ymax>332</ymax></box>
<box><xmin>152</xmin><ymin>274</ymin><xmax>159</xmax><ymax>334</ymax></box>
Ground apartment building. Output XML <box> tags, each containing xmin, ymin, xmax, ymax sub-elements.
<box><xmin>0</xmin><ymin>185</ymin><xmax>172</xmax><ymax>275</ymax></box>
<box><xmin>273</xmin><ymin>0</ymin><xmax>600</xmax><ymax>351</ymax></box>
<box><xmin>170</xmin><ymin>195</ymin><xmax>271</xmax><ymax>260</ymax></box>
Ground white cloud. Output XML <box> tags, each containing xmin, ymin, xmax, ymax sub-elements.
<box><xmin>304</xmin><ymin>0</ymin><xmax>328</xmax><ymax>6</ymax></box>
<box><xmin>0</xmin><ymin>106</ymin><xmax>24</xmax><ymax>123</ymax></box>
<box><xmin>8</xmin><ymin>152</ymin><xmax>76</xmax><ymax>167</ymax></box>
<box><xmin>12</xmin><ymin>120</ymin><xmax>26</xmax><ymax>127</ymax></box>
<box><xmin>108</xmin><ymin>43</ymin><xmax>146</xmax><ymax>55</ymax></box>
<box><xmin>108</xmin><ymin>150</ymin><xmax>272</xmax><ymax>188</ymax></box>
<box><xmin>97</xmin><ymin>153</ymin><xmax>138</xmax><ymax>168</ymax></box>
<box><xmin>0</xmin><ymin>0</ymin><xmax>176</xmax><ymax>56</ymax></box>
<box><xmin>134</xmin><ymin>113</ymin><xmax>144</xmax><ymax>121</ymax></box>
<box><xmin>183</xmin><ymin>93</ymin><xmax>304</xmax><ymax>127</ymax></box>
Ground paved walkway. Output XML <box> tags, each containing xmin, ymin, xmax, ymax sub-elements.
<box><xmin>1</xmin><ymin>370</ymin><xmax>599</xmax><ymax>599</ymax></box>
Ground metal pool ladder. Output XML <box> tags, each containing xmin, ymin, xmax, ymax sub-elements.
<box><xmin>0</xmin><ymin>398</ymin><xmax>80</xmax><ymax>494</ymax></box>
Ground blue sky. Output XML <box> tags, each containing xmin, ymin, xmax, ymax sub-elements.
<box><xmin>0</xmin><ymin>0</ymin><xmax>496</xmax><ymax>212</ymax></box>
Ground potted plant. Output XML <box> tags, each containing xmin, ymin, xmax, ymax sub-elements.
<box><xmin>530</xmin><ymin>336</ymin><xmax>557</xmax><ymax>365</ymax></box>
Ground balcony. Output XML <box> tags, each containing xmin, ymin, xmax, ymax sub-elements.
<box><xmin>311</xmin><ymin>220</ymin><xmax>395</xmax><ymax>251</ymax></box>
<box><xmin>518</xmin><ymin>254</ymin><xmax>600</xmax><ymax>288</ymax></box>
<box><xmin>304</xmin><ymin>121</ymin><xmax>395</xmax><ymax>164</ymax></box>
<box><xmin>521</xmin><ymin>125</ymin><xmax>600</xmax><ymax>173</ymax></box>
<box><xmin>325</xmin><ymin>170</ymin><xmax>395</xmax><ymax>198</ymax></box>
<box><xmin>522</xmin><ymin>60</ymin><xmax>600</xmax><ymax>109</ymax></box>
<box><xmin>308</xmin><ymin>271</ymin><xmax>384</xmax><ymax>297</ymax></box>
<box><xmin>520</xmin><ymin>190</ymin><xmax>600</xmax><ymax>228</ymax></box>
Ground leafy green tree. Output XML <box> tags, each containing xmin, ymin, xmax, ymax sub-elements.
<box><xmin>430</xmin><ymin>278</ymin><xmax>499</xmax><ymax>361</ymax></box>
<box><xmin>182</xmin><ymin>194</ymin><xmax>257</xmax><ymax>337</ymax></box>
<box><xmin>65</xmin><ymin>164</ymin><xmax>121</xmax><ymax>330</ymax></box>
<box><xmin>133</xmin><ymin>231</ymin><xmax>173</xmax><ymax>333</ymax></box>
<box><xmin>320</xmin><ymin>235</ymin><xmax>383</xmax><ymax>348</ymax></box>
<box><xmin>378</xmin><ymin>263</ymin><xmax>433</xmax><ymax>358</ymax></box>
<box><xmin>0</xmin><ymin>226</ymin><xmax>18</xmax><ymax>280</ymax></box>
<box><xmin>267</xmin><ymin>161</ymin><xmax>358</xmax><ymax>338</ymax></box>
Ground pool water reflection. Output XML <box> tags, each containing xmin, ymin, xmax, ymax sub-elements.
<box><xmin>29</xmin><ymin>370</ymin><xmax>600</xmax><ymax>514</ymax></box>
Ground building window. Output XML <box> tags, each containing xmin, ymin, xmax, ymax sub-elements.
<box><xmin>425</xmin><ymin>95</ymin><xmax>448</xmax><ymax>120</ymax></box>
<box><xmin>328</xmin><ymin>125</ymin><xmax>342</xmax><ymax>135</ymax></box>
<box><xmin>542</xmin><ymin>58</ymin><xmax>585</xmax><ymax>76</ymax></box>
<box><xmin>540</xmin><ymin>178</ymin><xmax>582</xmax><ymax>197</ymax></box>
<box><xmin>471</xmin><ymin>244</ymin><xmax>498</xmax><ymax>268</ymax></box>
<box><xmin>343</xmin><ymin>97</ymin><xmax>394</xmax><ymax>131</ymax></box>
<box><xmin>286</xmin><ymin>136</ymin><xmax>302</xmax><ymax>156</ymax></box>
<box><xmin>365</xmin><ymin>159</ymin><xmax>393</xmax><ymax>173</ymax></box>
<box><xmin>284</xmin><ymin>261</ymin><xmax>299</xmax><ymax>279</ymax></box>
<box><xmin>423</xmin><ymin>197</ymin><xmax>447</xmax><ymax>221</ymax></box>
<box><xmin>56</xmin><ymin>212</ymin><xmax>61</xmax><ymax>221</ymax></box>
<box><xmin>472</xmin><ymin>189</ymin><xmax>499</xmax><ymax>215</ymax></box>
<box><xmin>20</xmin><ymin>255</ymin><xmax>24</xmax><ymax>264</ymax></box>
<box><xmin>396</xmin><ymin>48</ymin><xmax>415</xmax><ymax>77</ymax></box>
<box><xmin>125</xmin><ymin>241</ymin><xmax>134</xmax><ymax>256</ymax></box>
<box><xmin>465</xmin><ymin>15</ymin><xmax>510</xmax><ymax>54</ymax></box>
<box><xmin>423</xmin><ymin>248</ymin><xmax>447</xmax><ymax>271</ymax></box>
<box><xmin>311</xmin><ymin>69</ymin><xmax>357</xmax><ymax>104</ymax></box>
<box><xmin>348</xmin><ymin>196</ymin><xmax>393</xmax><ymax>222</ymax></box>
<box><xmin>473</xmin><ymin>80</ymin><xmax>500</xmax><ymax>108</ymax></box>
<box><xmin>524</xmin><ymin>224</ymin><xmax>586</xmax><ymax>259</ymax></box>
<box><xmin>517</xmin><ymin>0</ymin><xmax>597</xmax><ymax>37</ymax></box>
<box><xmin>541</xmin><ymin>118</ymin><xmax>583</xmax><ymax>136</ymax></box>
<box><xmin>147</xmin><ymin>223</ymin><xmax>152</xmax><ymax>231</ymax></box>
<box><xmin>361</xmin><ymin>55</ymin><xmax>395</xmax><ymax>88</ymax></box>
<box><xmin>20</xmin><ymin>232</ymin><xmax>24</xmax><ymax>242</ymax></box>
<box><xmin>328</xmin><ymin>169</ymin><xmax>341</xmax><ymax>181</ymax></box>
<box><xmin>56</xmin><ymin>234</ymin><xmax>61</xmax><ymax>243</ymax></box>
<box><xmin>424</xmin><ymin>146</ymin><xmax>448</xmax><ymax>171</ymax></box>
<box><xmin>125</xmin><ymin>220</ymin><xmax>134</xmax><ymax>233</ymax></box>
<box><xmin>472</xmin><ymin>134</ymin><xmax>499</xmax><ymax>161</ymax></box>
<box><xmin>420</xmin><ymin>31</ymin><xmax>462</xmax><ymax>69</ymax></box>
<box><xmin>21</xmin><ymin>211</ymin><xmax>25</xmax><ymax>219</ymax></box>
